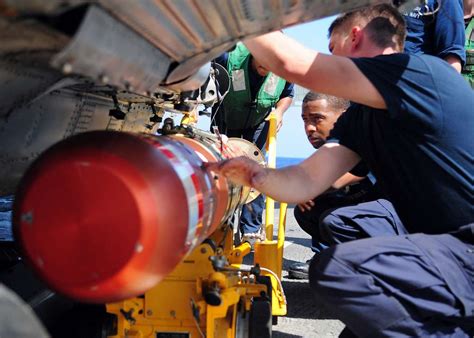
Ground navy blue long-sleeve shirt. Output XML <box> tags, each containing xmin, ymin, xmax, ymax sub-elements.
<box><xmin>404</xmin><ymin>0</ymin><xmax>466</xmax><ymax>66</ymax></box>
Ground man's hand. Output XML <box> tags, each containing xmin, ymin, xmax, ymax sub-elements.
<box><xmin>205</xmin><ymin>157</ymin><xmax>266</xmax><ymax>187</ymax></box>
<box><xmin>208</xmin><ymin>143</ymin><xmax>361</xmax><ymax>204</ymax></box>
<box><xmin>265</xmin><ymin>110</ymin><xmax>284</xmax><ymax>132</ymax></box>
<box><xmin>272</xmin><ymin>96</ymin><xmax>293</xmax><ymax>132</ymax></box>
<box><xmin>297</xmin><ymin>199</ymin><xmax>315</xmax><ymax>212</ymax></box>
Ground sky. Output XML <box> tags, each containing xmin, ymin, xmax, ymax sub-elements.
<box><xmin>196</xmin><ymin>16</ymin><xmax>337</xmax><ymax>159</ymax></box>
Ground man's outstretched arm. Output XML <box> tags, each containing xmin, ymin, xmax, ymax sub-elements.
<box><xmin>244</xmin><ymin>32</ymin><xmax>386</xmax><ymax>109</ymax></box>
<box><xmin>209</xmin><ymin>143</ymin><xmax>361</xmax><ymax>204</ymax></box>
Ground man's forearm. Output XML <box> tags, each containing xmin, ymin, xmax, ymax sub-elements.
<box><xmin>275</xmin><ymin>96</ymin><xmax>293</xmax><ymax>115</ymax></box>
<box><xmin>207</xmin><ymin>157</ymin><xmax>322</xmax><ymax>203</ymax></box>
<box><xmin>244</xmin><ymin>32</ymin><xmax>386</xmax><ymax>109</ymax></box>
<box><xmin>273</xmin><ymin>96</ymin><xmax>293</xmax><ymax>131</ymax></box>
<box><xmin>444</xmin><ymin>55</ymin><xmax>462</xmax><ymax>73</ymax></box>
<box><xmin>331</xmin><ymin>173</ymin><xmax>365</xmax><ymax>189</ymax></box>
<box><xmin>252</xmin><ymin>165</ymin><xmax>329</xmax><ymax>203</ymax></box>
<box><xmin>244</xmin><ymin>32</ymin><xmax>318</xmax><ymax>89</ymax></box>
<box><xmin>253</xmin><ymin>144</ymin><xmax>361</xmax><ymax>203</ymax></box>
<box><xmin>210</xmin><ymin>144</ymin><xmax>361</xmax><ymax>204</ymax></box>
<box><xmin>276</xmin><ymin>96</ymin><xmax>293</xmax><ymax>110</ymax></box>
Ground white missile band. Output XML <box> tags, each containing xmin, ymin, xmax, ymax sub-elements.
<box><xmin>143</xmin><ymin>136</ymin><xmax>207</xmax><ymax>250</ymax></box>
<box><xmin>160</xmin><ymin>145</ymin><xmax>201</xmax><ymax>248</ymax></box>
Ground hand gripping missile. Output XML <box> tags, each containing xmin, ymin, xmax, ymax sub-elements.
<box><xmin>13</xmin><ymin>131</ymin><xmax>258</xmax><ymax>302</ymax></box>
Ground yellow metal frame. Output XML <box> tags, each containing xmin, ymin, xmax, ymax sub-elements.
<box><xmin>255</xmin><ymin>112</ymin><xmax>287</xmax><ymax>317</ymax></box>
<box><xmin>106</xmin><ymin>228</ymin><xmax>267</xmax><ymax>337</ymax></box>
<box><xmin>105</xmin><ymin>112</ymin><xmax>288</xmax><ymax>337</ymax></box>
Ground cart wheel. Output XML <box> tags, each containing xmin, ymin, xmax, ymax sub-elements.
<box><xmin>249</xmin><ymin>298</ymin><xmax>272</xmax><ymax>338</ymax></box>
<box><xmin>49</xmin><ymin>304</ymin><xmax>116</xmax><ymax>338</ymax></box>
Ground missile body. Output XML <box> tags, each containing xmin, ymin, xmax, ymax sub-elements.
<box><xmin>14</xmin><ymin>131</ymin><xmax>249</xmax><ymax>302</ymax></box>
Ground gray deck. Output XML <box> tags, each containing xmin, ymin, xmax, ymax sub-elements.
<box><xmin>270</xmin><ymin>206</ymin><xmax>344</xmax><ymax>337</ymax></box>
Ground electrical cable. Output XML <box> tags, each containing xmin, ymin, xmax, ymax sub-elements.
<box><xmin>259</xmin><ymin>267</ymin><xmax>287</xmax><ymax>304</ymax></box>
<box><xmin>190</xmin><ymin>298</ymin><xmax>206</xmax><ymax>338</ymax></box>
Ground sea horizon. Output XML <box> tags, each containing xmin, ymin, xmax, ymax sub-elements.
<box><xmin>276</xmin><ymin>156</ymin><xmax>305</xmax><ymax>168</ymax></box>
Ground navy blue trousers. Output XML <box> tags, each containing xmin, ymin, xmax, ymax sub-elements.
<box><xmin>294</xmin><ymin>182</ymin><xmax>379</xmax><ymax>253</ymax></box>
<box><xmin>307</xmin><ymin>200</ymin><xmax>474</xmax><ymax>337</ymax></box>
<box><xmin>226</xmin><ymin>120</ymin><xmax>269</xmax><ymax>234</ymax></box>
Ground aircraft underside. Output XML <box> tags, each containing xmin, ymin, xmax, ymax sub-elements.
<box><xmin>0</xmin><ymin>0</ymin><xmax>415</xmax><ymax>195</ymax></box>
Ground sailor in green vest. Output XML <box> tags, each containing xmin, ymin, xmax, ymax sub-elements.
<box><xmin>463</xmin><ymin>0</ymin><xmax>474</xmax><ymax>88</ymax></box>
<box><xmin>211</xmin><ymin>43</ymin><xmax>294</xmax><ymax>242</ymax></box>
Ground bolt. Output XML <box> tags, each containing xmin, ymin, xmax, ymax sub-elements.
<box><xmin>146</xmin><ymin>310</ymin><xmax>153</xmax><ymax>316</ymax></box>
<box><xmin>99</xmin><ymin>74</ymin><xmax>109</xmax><ymax>84</ymax></box>
<box><xmin>135</xmin><ymin>242</ymin><xmax>143</xmax><ymax>253</ymax></box>
<box><xmin>62</xmin><ymin>63</ymin><xmax>73</xmax><ymax>74</ymax></box>
<box><xmin>170</xmin><ymin>310</ymin><xmax>176</xmax><ymax>318</ymax></box>
<box><xmin>124</xmin><ymin>81</ymin><xmax>134</xmax><ymax>91</ymax></box>
<box><xmin>21</xmin><ymin>211</ymin><xmax>33</xmax><ymax>225</ymax></box>
<box><xmin>235</xmin><ymin>252</ymin><xmax>240</xmax><ymax>257</ymax></box>
<box><xmin>200</xmin><ymin>247</ymin><xmax>207</xmax><ymax>254</ymax></box>
<box><xmin>36</xmin><ymin>257</ymin><xmax>44</xmax><ymax>268</ymax></box>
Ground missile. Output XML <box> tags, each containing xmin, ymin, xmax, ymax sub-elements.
<box><xmin>13</xmin><ymin>131</ymin><xmax>254</xmax><ymax>302</ymax></box>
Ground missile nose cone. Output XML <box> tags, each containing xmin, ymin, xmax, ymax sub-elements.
<box><xmin>13</xmin><ymin>131</ymin><xmax>258</xmax><ymax>303</ymax></box>
<box><xmin>14</xmin><ymin>132</ymin><xmax>200</xmax><ymax>302</ymax></box>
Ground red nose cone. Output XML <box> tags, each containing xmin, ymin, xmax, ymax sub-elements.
<box><xmin>15</xmin><ymin>132</ymin><xmax>190</xmax><ymax>302</ymax></box>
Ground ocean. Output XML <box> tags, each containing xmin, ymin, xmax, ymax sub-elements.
<box><xmin>276</xmin><ymin>156</ymin><xmax>305</xmax><ymax>168</ymax></box>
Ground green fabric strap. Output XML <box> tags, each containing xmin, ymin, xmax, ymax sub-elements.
<box><xmin>223</xmin><ymin>43</ymin><xmax>286</xmax><ymax>129</ymax></box>
<box><xmin>462</xmin><ymin>18</ymin><xmax>474</xmax><ymax>89</ymax></box>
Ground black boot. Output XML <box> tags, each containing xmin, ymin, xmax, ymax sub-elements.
<box><xmin>288</xmin><ymin>257</ymin><xmax>315</xmax><ymax>279</ymax></box>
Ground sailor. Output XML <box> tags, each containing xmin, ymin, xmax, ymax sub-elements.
<box><xmin>210</xmin><ymin>4</ymin><xmax>474</xmax><ymax>336</ymax></box>
<box><xmin>403</xmin><ymin>0</ymin><xmax>466</xmax><ymax>72</ymax></box>
<box><xmin>211</xmin><ymin>43</ymin><xmax>294</xmax><ymax>243</ymax></box>
<box><xmin>289</xmin><ymin>92</ymin><xmax>391</xmax><ymax>280</ymax></box>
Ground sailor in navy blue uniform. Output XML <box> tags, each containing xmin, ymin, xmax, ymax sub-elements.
<box><xmin>213</xmin><ymin>4</ymin><xmax>474</xmax><ymax>336</ymax></box>
<box><xmin>404</xmin><ymin>0</ymin><xmax>466</xmax><ymax>72</ymax></box>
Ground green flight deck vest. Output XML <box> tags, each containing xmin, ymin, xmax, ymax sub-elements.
<box><xmin>462</xmin><ymin>18</ymin><xmax>474</xmax><ymax>89</ymax></box>
<box><xmin>223</xmin><ymin>43</ymin><xmax>287</xmax><ymax>129</ymax></box>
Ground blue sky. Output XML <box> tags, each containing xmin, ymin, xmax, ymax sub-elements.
<box><xmin>197</xmin><ymin>16</ymin><xmax>337</xmax><ymax>159</ymax></box>
<box><xmin>276</xmin><ymin>16</ymin><xmax>336</xmax><ymax>159</ymax></box>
